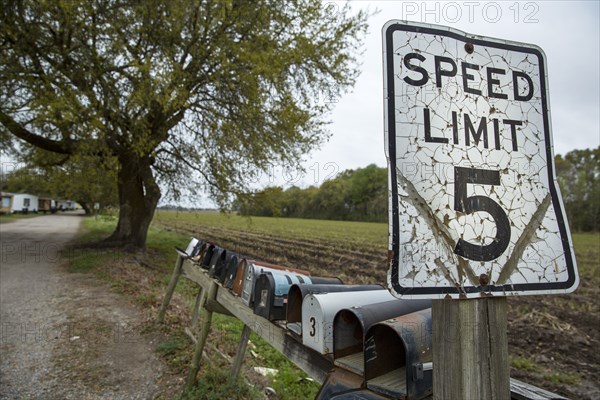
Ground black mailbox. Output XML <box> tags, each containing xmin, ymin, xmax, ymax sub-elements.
<box><xmin>364</xmin><ymin>308</ymin><xmax>432</xmax><ymax>400</ymax></box>
<box><xmin>199</xmin><ymin>243</ymin><xmax>216</xmax><ymax>268</ymax></box>
<box><xmin>333</xmin><ymin>299</ymin><xmax>431</xmax><ymax>375</ymax></box>
<box><xmin>218</xmin><ymin>252</ymin><xmax>238</xmax><ymax>285</ymax></box>
<box><xmin>286</xmin><ymin>284</ymin><xmax>383</xmax><ymax>325</ymax></box>
<box><xmin>208</xmin><ymin>248</ymin><xmax>227</xmax><ymax>279</ymax></box>
<box><xmin>206</xmin><ymin>246</ymin><xmax>227</xmax><ymax>277</ymax></box>
<box><xmin>253</xmin><ymin>273</ymin><xmax>342</xmax><ymax>321</ymax></box>
<box><xmin>223</xmin><ymin>256</ymin><xmax>242</xmax><ymax>289</ymax></box>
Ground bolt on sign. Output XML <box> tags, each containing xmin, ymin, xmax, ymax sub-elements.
<box><xmin>383</xmin><ymin>21</ymin><xmax>579</xmax><ymax>299</ymax></box>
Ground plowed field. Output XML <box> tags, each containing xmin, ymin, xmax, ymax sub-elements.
<box><xmin>154</xmin><ymin>210</ymin><xmax>599</xmax><ymax>400</ymax></box>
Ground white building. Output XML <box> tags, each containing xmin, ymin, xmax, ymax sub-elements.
<box><xmin>11</xmin><ymin>193</ymin><xmax>39</xmax><ymax>213</ymax></box>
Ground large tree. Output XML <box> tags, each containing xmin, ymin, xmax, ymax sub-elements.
<box><xmin>0</xmin><ymin>0</ymin><xmax>368</xmax><ymax>248</ymax></box>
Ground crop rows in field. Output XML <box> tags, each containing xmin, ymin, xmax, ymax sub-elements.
<box><xmin>154</xmin><ymin>217</ymin><xmax>389</xmax><ymax>285</ymax></box>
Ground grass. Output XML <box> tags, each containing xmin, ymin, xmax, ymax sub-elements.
<box><xmin>510</xmin><ymin>356</ymin><xmax>539</xmax><ymax>372</ymax></box>
<box><xmin>0</xmin><ymin>212</ymin><xmax>42</xmax><ymax>223</ymax></box>
<box><xmin>571</xmin><ymin>233</ymin><xmax>600</xmax><ymax>288</ymax></box>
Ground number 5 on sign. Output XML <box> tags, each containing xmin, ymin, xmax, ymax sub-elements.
<box><xmin>383</xmin><ymin>20</ymin><xmax>578</xmax><ymax>298</ymax></box>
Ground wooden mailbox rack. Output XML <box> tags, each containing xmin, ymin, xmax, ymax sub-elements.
<box><xmin>158</xmin><ymin>251</ymin><xmax>333</xmax><ymax>391</ymax></box>
<box><xmin>158</xmin><ymin>248</ymin><xmax>568</xmax><ymax>399</ymax></box>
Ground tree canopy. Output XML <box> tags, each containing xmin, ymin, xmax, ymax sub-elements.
<box><xmin>0</xmin><ymin>0</ymin><xmax>368</xmax><ymax>248</ymax></box>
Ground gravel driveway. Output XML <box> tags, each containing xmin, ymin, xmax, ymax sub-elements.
<box><xmin>0</xmin><ymin>214</ymin><xmax>172</xmax><ymax>399</ymax></box>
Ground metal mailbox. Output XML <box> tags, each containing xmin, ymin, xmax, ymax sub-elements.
<box><xmin>231</xmin><ymin>258</ymin><xmax>253</xmax><ymax>295</ymax></box>
<box><xmin>333</xmin><ymin>299</ymin><xmax>431</xmax><ymax>375</ymax></box>
<box><xmin>302</xmin><ymin>290</ymin><xmax>397</xmax><ymax>354</ymax></box>
<box><xmin>206</xmin><ymin>247</ymin><xmax>225</xmax><ymax>275</ymax></box>
<box><xmin>223</xmin><ymin>256</ymin><xmax>242</xmax><ymax>289</ymax></box>
<box><xmin>286</xmin><ymin>284</ymin><xmax>383</xmax><ymax>332</ymax></box>
<box><xmin>199</xmin><ymin>243</ymin><xmax>217</xmax><ymax>268</ymax></box>
<box><xmin>218</xmin><ymin>252</ymin><xmax>238</xmax><ymax>285</ymax></box>
<box><xmin>253</xmin><ymin>273</ymin><xmax>342</xmax><ymax>321</ymax></box>
<box><xmin>241</xmin><ymin>264</ymin><xmax>310</xmax><ymax>307</ymax></box>
<box><xmin>316</xmin><ymin>367</ymin><xmax>390</xmax><ymax>400</ymax></box>
<box><xmin>364</xmin><ymin>308</ymin><xmax>432</xmax><ymax>400</ymax></box>
<box><xmin>208</xmin><ymin>248</ymin><xmax>227</xmax><ymax>279</ymax></box>
<box><xmin>175</xmin><ymin>237</ymin><xmax>204</xmax><ymax>259</ymax></box>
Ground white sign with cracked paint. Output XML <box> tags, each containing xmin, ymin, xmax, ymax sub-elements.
<box><xmin>383</xmin><ymin>21</ymin><xmax>578</xmax><ymax>298</ymax></box>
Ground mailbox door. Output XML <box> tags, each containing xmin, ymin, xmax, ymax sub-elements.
<box><xmin>232</xmin><ymin>259</ymin><xmax>253</xmax><ymax>296</ymax></box>
<box><xmin>184</xmin><ymin>238</ymin><xmax>199</xmax><ymax>257</ymax></box>
<box><xmin>200</xmin><ymin>244</ymin><xmax>216</xmax><ymax>268</ymax></box>
<box><xmin>224</xmin><ymin>256</ymin><xmax>240</xmax><ymax>289</ymax></box>
<box><xmin>302</xmin><ymin>290</ymin><xmax>397</xmax><ymax>354</ymax></box>
<box><xmin>208</xmin><ymin>248</ymin><xmax>226</xmax><ymax>278</ymax></box>
<box><xmin>220</xmin><ymin>253</ymin><xmax>238</xmax><ymax>285</ymax></box>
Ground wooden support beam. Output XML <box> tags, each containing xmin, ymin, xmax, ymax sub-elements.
<box><xmin>230</xmin><ymin>324</ymin><xmax>252</xmax><ymax>381</ymax></box>
<box><xmin>157</xmin><ymin>254</ymin><xmax>184</xmax><ymax>323</ymax></box>
<box><xmin>432</xmin><ymin>297</ymin><xmax>510</xmax><ymax>400</ymax></box>
<box><xmin>184</xmin><ymin>281</ymin><xmax>218</xmax><ymax>392</ymax></box>
<box><xmin>190</xmin><ymin>287</ymin><xmax>206</xmax><ymax>332</ymax></box>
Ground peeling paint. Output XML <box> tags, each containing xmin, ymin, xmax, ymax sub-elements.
<box><xmin>383</xmin><ymin>21</ymin><xmax>578</xmax><ymax>298</ymax></box>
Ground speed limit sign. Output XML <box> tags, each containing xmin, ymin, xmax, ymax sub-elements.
<box><xmin>383</xmin><ymin>21</ymin><xmax>578</xmax><ymax>298</ymax></box>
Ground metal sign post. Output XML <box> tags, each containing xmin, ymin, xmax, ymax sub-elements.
<box><xmin>382</xmin><ymin>20</ymin><xmax>579</xmax><ymax>398</ymax></box>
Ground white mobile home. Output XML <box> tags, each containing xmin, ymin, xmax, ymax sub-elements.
<box><xmin>11</xmin><ymin>193</ymin><xmax>39</xmax><ymax>213</ymax></box>
<box><xmin>57</xmin><ymin>200</ymin><xmax>76</xmax><ymax>211</ymax></box>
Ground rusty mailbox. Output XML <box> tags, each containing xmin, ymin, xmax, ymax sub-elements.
<box><xmin>333</xmin><ymin>299</ymin><xmax>431</xmax><ymax>376</ymax></box>
<box><xmin>286</xmin><ymin>284</ymin><xmax>384</xmax><ymax>335</ymax></box>
<box><xmin>364</xmin><ymin>308</ymin><xmax>432</xmax><ymax>400</ymax></box>
<box><xmin>241</xmin><ymin>263</ymin><xmax>311</xmax><ymax>307</ymax></box>
<box><xmin>302</xmin><ymin>290</ymin><xmax>397</xmax><ymax>354</ymax></box>
<box><xmin>253</xmin><ymin>272</ymin><xmax>343</xmax><ymax>321</ymax></box>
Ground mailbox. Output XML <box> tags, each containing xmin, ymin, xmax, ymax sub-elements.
<box><xmin>224</xmin><ymin>256</ymin><xmax>242</xmax><ymax>289</ymax></box>
<box><xmin>286</xmin><ymin>284</ymin><xmax>383</xmax><ymax>330</ymax></box>
<box><xmin>175</xmin><ymin>237</ymin><xmax>204</xmax><ymax>259</ymax></box>
<box><xmin>208</xmin><ymin>248</ymin><xmax>227</xmax><ymax>279</ymax></box>
<box><xmin>253</xmin><ymin>273</ymin><xmax>342</xmax><ymax>321</ymax></box>
<box><xmin>218</xmin><ymin>252</ymin><xmax>239</xmax><ymax>285</ymax></box>
<box><xmin>301</xmin><ymin>290</ymin><xmax>397</xmax><ymax>354</ymax></box>
<box><xmin>206</xmin><ymin>247</ymin><xmax>225</xmax><ymax>275</ymax></box>
<box><xmin>333</xmin><ymin>299</ymin><xmax>431</xmax><ymax>375</ymax></box>
<box><xmin>231</xmin><ymin>258</ymin><xmax>254</xmax><ymax>296</ymax></box>
<box><xmin>364</xmin><ymin>308</ymin><xmax>432</xmax><ymax>400</ymax></box>
<box><xmin>241</xmin><ymin>264</ymin><xmax>310</xmax><ymax>307</ymax></box>
<box><xmin>316</xmin><ymin>368</ymin><xmax>390</xmax><ymax>400</ymax></box>
<box><xmin>199</xmin><ymin>243</ymin><xmax>217</xmax><ymax>268</ymax></box>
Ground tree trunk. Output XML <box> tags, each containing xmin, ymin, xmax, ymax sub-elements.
<box><xmin>79</xmin><ymin>201</ymin><xmax>92</xmax><ymax>215</ymax></box>
<box><xmin>104</xmin><ymin>154</ymin><xmax>161</xmax><ymax>250</ymax></box>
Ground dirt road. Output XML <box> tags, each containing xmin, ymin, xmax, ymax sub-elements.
<box><xmin>0</xmin><ymin>215</ymin><xmax>172</xmax><ymax>399</ymax></box>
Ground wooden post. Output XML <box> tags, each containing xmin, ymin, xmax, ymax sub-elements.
<box><xmin>157</xmin><ymin>254</ymin><xmax>184</xmax><ymax>323</ymax></box>
<box><xmin>230</xmin><ymin>324</ymin><xmax>252</xmax><ymax>381</ymax></box>
<box><xmin>432</xmin><ymin>297</ymin><xmax>510</xmax><ymax>400</ymax></box>
<box><xmin>184</xmin><ymin>281</ymin><xmax>218</xmax><ymax>392</ymax></box>
<box><xmin>191</xmin><ymin>287</ymin><xmax>206</xmax><ymax>332</ymax></box>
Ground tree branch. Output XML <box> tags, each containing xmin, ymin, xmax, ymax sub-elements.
<box><xmin>0</xmin><ymin>111</ymin><xmax>74</xmax><ymax>155</ymax></box>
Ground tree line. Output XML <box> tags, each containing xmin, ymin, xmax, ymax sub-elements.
<box><xmin>238</xmin><ymin>163</ymin><xmax>388</xmax><ymax>222</ymax></box>
<box><xmin>239</xmin><ymin>148</ymin><xmax>600</xmax><ymax>232</ymax></box>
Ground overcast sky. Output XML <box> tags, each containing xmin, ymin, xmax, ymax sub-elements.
<box><xmin>272</xmin><ymin>0</ymin><xmax>600</xmax><ymax>190</ymax></box>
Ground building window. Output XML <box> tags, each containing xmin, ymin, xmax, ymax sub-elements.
<box><xmin>24</xmin><ymin>198</ymin><xmax>30</xmax><ymax>207</ymax></box>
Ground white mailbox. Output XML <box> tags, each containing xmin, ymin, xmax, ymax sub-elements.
<box><xmin>302</xmin><ymin>290</ymin><xmax>397</xmax><ymax>354</ymax></box>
